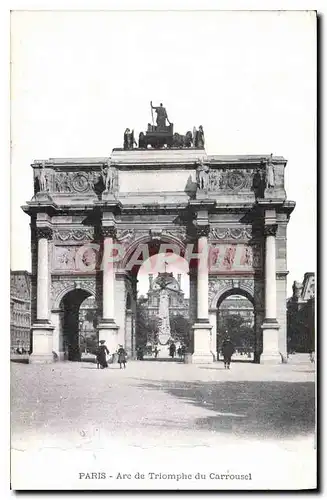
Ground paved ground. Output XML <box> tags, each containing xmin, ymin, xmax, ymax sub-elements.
<box><xmin>10</xmin><ymin>357</ymin><xmax>316</xmax><ymax>489</ymax></box>
<box><xmin>11</xmin><ymin>357</ymin><xmax>315</xmax><ymax>450</ymax></box>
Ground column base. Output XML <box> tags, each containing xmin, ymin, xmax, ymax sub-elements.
<box><xmin>29</xmin><ymin>353</ymin><xmax>54</xmax><ymax>364</ymax></box>
<box><xmin>260</xmin><ymin>352</ymin><xmax>282</xmax><ymax>365</ymax></box>
<box><xmin>260</xmin><ymin>320</ymin><xmax>281</xmax><ymax>365</ymax></box>
<box><xmin>97</xmin><ymin>320</ymin><xmax>119</xmax><ymax>356</ymax></box>
<box><xmin>30</xmin><ymin>322</ymin><xmax>55</xmax><ymax>364</ymax></box>
<box><xmin>191</xmin><ymin>322</ymin><xmax>214</xmax><ymax>364</ymax></box>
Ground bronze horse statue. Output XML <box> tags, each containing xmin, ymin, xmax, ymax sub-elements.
<box><xmin>172</xmin><ymin>131</ymin><xmax>193</xmax><ymax>148</ymax></box>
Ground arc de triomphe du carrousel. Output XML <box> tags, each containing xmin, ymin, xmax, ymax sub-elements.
<box><xmin>22</xmin><ymin>104</ymin><xmax>295</xmax><ymax>364</ymax></box>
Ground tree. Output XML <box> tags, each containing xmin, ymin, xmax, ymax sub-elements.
<box><xmin>218</xmin><ymin>313</ymin><xmax>255</xmax><ymax>350</ymax></box>
<box><xmin>170</xmin><ymin>314</ymin><xmax>191</xmax><ymax>346</ymax></box>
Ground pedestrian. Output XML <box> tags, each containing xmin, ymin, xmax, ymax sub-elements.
<box><xmin>136</xmin><ymin>346</ymin><xmax>144</xmax><ymax>360</ymax></box>
<box><xmin>117</xmin><ymin>345</ymin><xmax>127</xmax><ymax>369</ymax></box>
<box><xmin>181</xmin><ymin>344</ymin><xmax>186</xmax><ymax>360</ymax></box>
<box><xmin>96</xmin><ymin>340</ymin><xmax>109</xmax><ymax>369</ymax></box>
<box><xmin>154</xmin><ymin>346</ymin><xmax>159</xmax><ymax>358</ymax></box>
<box><xmin>169</xmin><ymin>342</ymin><xmax>176</xmax><ymax>359</ymax></box>
<box><xmin>222</xmin><ymin>336</ymin><xmax>235</xmax><ymax>369</ymax></box>
<box><xmin>177</xmin><ymin>346</ymin><xmax>182</xmax><ymax>359</ymax></box>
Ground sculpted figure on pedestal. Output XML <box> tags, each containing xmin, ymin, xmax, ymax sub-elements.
<box><xmin>266</xmin><ymin>153</ymin><xmax>275</xmax><ymax>189</ymax></box>
<box><xmin>101</xmin><ymin>162</ymin><xmax>114</xmax><ymax>192</ymax></box>
<box><xmin>196</xmin><ymin>158</ymin><xmax>210</xmax><ymax>190</ymax></box>
<box><xmin>38</xmin><ymin>161</ymin><xmax>48</xmax><ymax>192</ymax></box>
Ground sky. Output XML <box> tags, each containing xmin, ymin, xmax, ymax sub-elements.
<box><xmin>10</xmin><ymin>10</ymin><xmax>316</xmax><ymax>297</ymax></box>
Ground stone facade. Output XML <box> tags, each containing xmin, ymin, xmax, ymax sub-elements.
<box><xmin>22</xmin><ymin>144</ymin><xmax>295</xmax><ymax>364</ymax></box>
<box><xmin>10</xmin><ymin>271</ymin><xmax>31</xmax><ymax>353</ymax></box>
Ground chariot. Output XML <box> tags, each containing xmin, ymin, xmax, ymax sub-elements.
<box><xmin>142</xmin><ymin>123</ymin><xmax>174</xmax><ymax>149</ymax></box>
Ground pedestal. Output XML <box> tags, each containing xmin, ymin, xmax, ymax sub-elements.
<box><xmin>102</xmin><ymin>190</ymin><xmax>117</xmax><ymax>201</ymax></box>
<box><xmin>191</xmin><ymin>322</ymin><xmax>214</xmax><ymax>364</ymax></box>
<box><xmin>29</xmin><ymin>322</ymin><xmax>55</xmax><ymax>364</ymax></box>
<box><xmin>97</xmin><ymin>320</ymin><xmax>119</xmax><ymax>356</ymax></box>
<box><xmin>260</xmin><ymin>320</ymin><xmax>281</xmax><ymax>364</ymax></box>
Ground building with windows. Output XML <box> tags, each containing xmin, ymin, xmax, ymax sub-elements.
<box><xmin>287</xmin><ymin>272</ymin><xmax>315</xmax><ymax>353</ymax></box>
<box><xmin>10</xmin><ymin>271</ymin><xmax>31</xmax><ymax>353</ymax></box>
<box><xmin>218</xmin><ymin>295</ymin><xmax>254</xmax><ymax>327</ymax></box>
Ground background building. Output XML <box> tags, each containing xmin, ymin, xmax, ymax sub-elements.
<box><xmin>144</xmin><ymin>273</ymin><xmax>189</xmax><ymax>318</ymax></box>
<box><xmin>218</xmin><ymin>295</ymin><xmax>255</xmax><ymax>328</ymax></box>
<box><xmin>287</xmin><ymin>272</ymin><xmax>315</xmax><ymax>353</ymax></box>
<box><xmin>10</xmin><ymin>271</ymin><xmax>31</xmax><ymax>353</ymax></box>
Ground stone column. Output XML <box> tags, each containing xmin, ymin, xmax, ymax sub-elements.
<box><xmin>261</xmin><ymin>224</ymin><xmax>281</xmax><ymax>364</ymax></box>
<box><xmin>30</xmin><ymin>227</ymin><xmax>55</xmax><ymax>363</ymax></box>
<box><xmin>102</xmin><ymin>230</ymin><xmax>115</xmax><ymax>321</ymax></box>
<box><xmin>97</xmin><ymin>226</ymin><xmax>119</xmax><ymax>357</ymax></box>
<box><xmin>191</xmin><ymin>225</ymin><xmax>213</xmax><ymax>364</ymax></box>
<box><xmin>209</xmin><ymin>310</ymin><xmax>217</xmax><ymax>360</ymax></box>
<box><xmin>125</xmin><ymin>309</ymin><xmax>133</xmax><ymax>358</ymax></box>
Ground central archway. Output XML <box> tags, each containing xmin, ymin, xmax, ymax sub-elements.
<box><xmin>126</xmin><ymin>238</ymin><xmax>190</xmax><ymax>361</ymax></box>
<box><xmin>59</xmin><ymin>289</ymin><xmax>94</xmax><ymax>361</ymax></box>
<box><xmin>216</xmin><ymin>289</ymin><xmax>256</xmax><ymax>363</ymax></box>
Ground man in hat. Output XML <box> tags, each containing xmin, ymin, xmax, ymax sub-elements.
<box><xmin>96</xmin><ymin>340</ymin><xmax>109</xmax><ymax>369</ymax></box>
<box><xmin>221</xmin><ymin>336</ymin><xmax>235</xmax><ymax>369</ymax></box>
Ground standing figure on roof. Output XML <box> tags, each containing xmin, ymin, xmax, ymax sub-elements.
<box><xmin>150</xmin><ymin>101</ymin><xmax>171</xmax><ymax>128</ymax></box>
<box><xmin>124</xmin><ymin>128</ymin><xmax>137</xmax><ymax>150</ymax></box>
<box><xmin>194</xmin><ymin>125</ymin><xmax>205</xmax><ymax>148</ymax></box>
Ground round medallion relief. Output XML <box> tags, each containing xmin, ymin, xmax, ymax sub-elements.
<box><xmin>72</xmin><ymin>173</ymin><xmax>89</xmax><ymax>192</ymax></box>
<box><xmin>227</xmin><ymin>170</ymin><xmax>246</xmax><ymax>190</ymax></box>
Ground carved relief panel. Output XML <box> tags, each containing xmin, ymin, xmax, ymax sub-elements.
<box><xmin>209</xmin><ymin>243</ymin><xmax>262</xmax><ymax>272</ymax></box>
<box><xmin>208</xmin><ymin>168</ymin><xmax>255</xmax><ymax>192</ymax></box>
<box><xmin>53</xmin><ymin>245</ymin><xmax>99</xmax><ymax>272</ymax></box>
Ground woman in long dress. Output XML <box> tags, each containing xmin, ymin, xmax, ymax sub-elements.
<box><xmin>96</xmin><ymin>340</ymin><xmax>109</xmax><ymax>369</ymax></box>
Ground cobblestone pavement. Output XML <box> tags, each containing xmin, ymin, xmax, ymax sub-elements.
<box><xmin>11</xmin><ymin>358</ymin><xmax>315</xmax><ymax>451</ymax></box>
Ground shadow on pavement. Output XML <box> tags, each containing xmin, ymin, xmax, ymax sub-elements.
<box><xmin>133</xmin><ymin>379</ymin><xmax>315</xmax><ymax>439</ymax></box>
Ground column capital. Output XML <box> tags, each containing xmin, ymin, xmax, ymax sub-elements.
<box><xmin>196</xmin><ymin>224</ymin><xmax>210</xmax><ymax>238</ymax></box>
<box><xmin>101</xmin><ymin>226</ymin><xmax>116</xmax><ymax>238</ymax></box>
<box><xmin>36</xmin><ymin>227</ymin><xmax>53</xmax><ymax>240</ymax></box>
<box><xmin>264</xmin><ymin>224</ymin><xmax>278</xmax><ymax>237</ymax></box>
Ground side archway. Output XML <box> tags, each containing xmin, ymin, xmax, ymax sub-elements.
<box><xmin>51</xmin><ymin>282</ymin><xmax>97</xmax><ymax>361</ymax></box>
<box><xmin>52</xmin><ymin>280</ymin><xmax>96</xmax><ymax>310</ymax></box>
<box><xmin>215</xmin><ymin>287</ymin><xmax>257</xmax><ymax>363</ymax></box>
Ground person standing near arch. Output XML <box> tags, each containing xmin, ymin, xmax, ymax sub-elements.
<box><xmin>222</xmin><ymin>336</ymin><xmax>235</xmax><ymax>369</ymax></box>
<box><xmin>96</xmin><ymin>340</ymin><xmax>109</xmax><ymax>369</ymax></box>
<box><xmin>117</xmin><ymin>345</ymin><xmax>127</xmax><ymax>369</ymax></box>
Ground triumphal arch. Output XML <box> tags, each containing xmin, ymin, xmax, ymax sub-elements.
<box><xmin>23</xmin><ymin>107</ymin><xmax>295</xmax><ymax>364</ymax></box>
